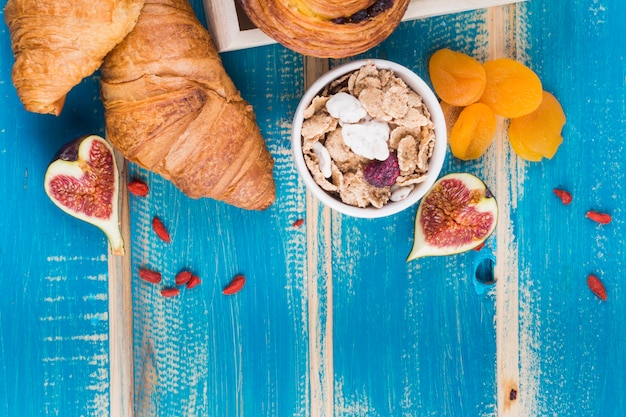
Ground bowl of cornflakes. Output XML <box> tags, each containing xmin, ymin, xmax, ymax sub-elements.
<box><xmin>291</xmin><ymin>59</ymin><xmax>447</xmax><ymax>218</ymax></box>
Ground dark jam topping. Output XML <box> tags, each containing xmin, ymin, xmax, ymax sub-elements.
<box><xmin>369</xmin><ymin>0</ymin><xmax>393</xmax><ymax>16</ymax></box>
<box><xmin>331</xmin><ymin>0</ymin><xmax>394</xmax><ymax>24</ymax></box>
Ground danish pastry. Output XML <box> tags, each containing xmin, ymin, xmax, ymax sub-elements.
<box><xmin>238</xmin><ymin>0</ymin><xmax>410</xmax><ymax>58</ymax></box>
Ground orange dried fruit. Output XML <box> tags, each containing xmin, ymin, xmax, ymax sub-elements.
<box><xmin>508</xmin><ymin>128</ymin><xmax>543</xmax><ymax>162</ymax></box>
<box><xmin>508</xmin><ymin>91</ymin><xmax>566</xmax><ymax>160</ymax></box>
<box><xmin>429</xmin><ymin>48</ymin><xmax>487</xmax><ymax>107</ymax></box>
<box><xmin>448</xmin><ymin>103</ymin><xmax>497</xmax><ymax>160</ymax></box>
<box><xmin>480</xmin><ymin>58</ymin><xmax>543</xmax><ymax>118</ymax></box>
<box><xmin>439</xmin><ymin>101</ymin><xmax>463</xmax><ymax>140</ymax></box>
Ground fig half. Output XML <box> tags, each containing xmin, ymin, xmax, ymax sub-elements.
<box><xmin>44</xmin><ymin>135</ymin><xmax>125</xmax><ymax>256</ymax></box>
<box><xmin>407</xmin><ymin>173</ymin><xmax>497</xmax><ymax>260</ymax></box>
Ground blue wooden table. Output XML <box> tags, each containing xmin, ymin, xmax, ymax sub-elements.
<box><xmin>1</xmin><ymin>0</ymin><xmax>624</xmax><ymax>416</ymax></box>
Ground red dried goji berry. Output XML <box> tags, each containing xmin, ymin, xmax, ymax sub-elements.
<box><xmin>152</xmin><ymin>216</ymin><xmax>171</xmax><ymax>242</ymax></box>
<box><xmin>127</xmin><ymin>179</ymin><xmax>149</xmax><ymax>197</ymax></box>
<box><xmin>161</xmin><ymin>287</ymin><xmax>180</xmax><ymax>298</ymax></box>
<box><xmin>223</xmin><ymin>274</ymin><xmax>245</xmax><ymax>295</ymax></box>
<box><xmin>186</xmin><ymin>275</ymin><xmax>201</xmax><ymax>289</ymax></box>
<box><xmin>292</xmin><ymin>219</ymin><xmax>305</xmax><ymax>228</ymax></box>
<box><xmin>473</xmin><ymin>241</ymin><xmax>485</xmax><ymax>251</ymax></box>
<box><xmin>138</xmin><ymin>268</ymin><xmax>162</xmax><ymax>284</ymax></box>
<box><xmin>587</xmin><ymin>274</ymin><xmax>607</xmax><ymax>301</ymax></box>
<box><xmin>175</xmin><ymin>270</ymin><xmax>192</xmax><ymax>286</ymax></box>
<box><xmin>586</xmin><ymin>211</ymin><xmax>612</xmax><ymax>224</ymax></box>
<box><xmin>553</xmin><ymin>188</ymin><xmax>572</xmax><ymax>205</ymax></box>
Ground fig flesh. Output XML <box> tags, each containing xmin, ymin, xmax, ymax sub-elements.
<box><xmin>44</xmin><ymin>135</ymin><xmax>125</xmax><ymax>256</ymax></box>
<box><xmin>407</xmin><ymin>173</ymin><xmax>497</xmax><ymax>260</ymax></box>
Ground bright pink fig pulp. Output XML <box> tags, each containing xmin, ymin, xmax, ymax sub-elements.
<box><xmin>44</xmin><ymin>135</ymin><xmax>125</xmax><ymax>256</ymax></box>
<box><xmin>407</xmin><ymin>173</ymin><xmax>497</xmax><ymax>260</ymax></box>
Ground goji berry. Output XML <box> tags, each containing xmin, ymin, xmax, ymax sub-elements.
<box><xmin>161</xmin><ymin>287</ymin><xmax>180</xmax><ymax>298</ymax></box>
<box><xmin>175</xmin><ymin>270</ymin><xmax>192</xmax><ymax>286</ymax></box>
<box><xmin>587</xmin><ymin>274</ymin><xmax>607</xmax><ymax>301</ymax></box>
<box><xmin>552</xmin><ymin>188</ymin><xmax>572</xmax><ymax>205</ymax></box>
<box><xmin>127</xmin><ymin>179</ymin><xmax>149</xmax><ymax>197</ymax></box>
<box><xmin>586</xmin><ymin>211</ymin><xmax>612</xmax><ymax>224</ymax></box>
<box><xmin>138</xmin><ymin>268</ymin><xmax>162</xmax><ymax>284</ymax></box>
<box><xmin>186</xmin><ymin>275</ymin><xmax>201</xmax><ymax>289</ymax></box>
<box><xmin>223</xmin><ymin>274</ymin><xmax>245</xmax><ymax>295</ymax></box>
<box><xmin>152</xmin><ymin>216</ymin><xmax>171</xmax><ymax>242</ymax></box>
<box><xmin>292</xmin><ymin>219</ymin><xmax>305</xmax><ymax>228</ymax></box>
<box><xmin>473</xmin><ymin>241</ymin><xmax>485</xmax><ymax>251</ymax></box>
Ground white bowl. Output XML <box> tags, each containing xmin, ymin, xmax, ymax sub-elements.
<box><xmin>291</xmin><ymin>59</ymin><xmax>447</xmax><ymax>218</ymax></box>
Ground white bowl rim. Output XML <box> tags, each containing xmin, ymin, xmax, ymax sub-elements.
<box><xmin>291</xmin><ymin>58</ymin><xmax>447</xmax><ymax>219</ymax></box>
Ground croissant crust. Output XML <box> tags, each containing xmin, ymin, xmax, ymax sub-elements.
<box><xmin>238</xmin><ymin>0</ymin><xmax>410</xmax><ymax>58</ymax></box>
<box><xmin>4</xmin><ymin>0</ymin><xmax>145</xmax><ymax>115</ymax></box>
<box><xmin>101</xmin><ymin>0</ymin><xmax>276</xmax><ymax>210</ymax></box>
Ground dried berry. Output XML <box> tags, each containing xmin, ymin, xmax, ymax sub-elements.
<box><xmin>175</xmin><ymin>270</ymin><xmax>193</xmax><ymax>286</ymax></box>
<box><xmin>553</xmin><ymin>188</ymin><xmax>572</xmax><ymax>205</ymax></box>
<box><xmin>161</xmin><ymin>287</ymin><xmax>180</xmax><ymax>298</ymax></box>
<box><xmin>186</xmin><ymin>275</ymin><xmax>202</xmax><ymax>289</ymax></box>
<box><xmin>292</xmin><ymin>219</ymin><xmax>305</xmax><ymax>228</ymax></box>
<box><xmin>152</xmin><ymin>216</ymin><xmax>171</xmax><ymax>242</ymax></box>
<box><xmin>586</xmin><ymin>210</ymin><xmax>612</xmax><ymax>224</ymax></box>
<box><xmin>127</xmin><ymin>179</ymin><xmax>149</xmax><ymax>197</ymax></box>
<box><xmin>138</xmin><ymin>268</ymin><xmax>162</xmax><ymax>284</ymax></box>
<box><xmin>331</xmin><ymin>16</ymin><xmax>349</xmax><ymax>24</ymax></box>
<box><xmin>587</xmin><ymin>274</ymin><xmax>607</xmax><ymax>301</ymax></box>
<box><xmin>350</xmin><ymin>10</ymin><xmax>371</xmax><ymax>23</ymax></box>
<box><xmin>223</xmin><ymin>274</ymin><xmax>245</xmax><ymax>295</ymax></box>
<box><xmin>363</xmin><ymin>153</ymin><xmax>400</xmax><ymax>188</ymax></box>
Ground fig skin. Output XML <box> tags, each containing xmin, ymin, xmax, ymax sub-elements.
<box><xmin>44</xmin><ymin>134</ymin><xmax>125</xmax><ymax>256</ymax></box>
<box><xmin>407</xmin><ymin>172</ymin><xmax>497</xmax><ymax>261</ymax></box>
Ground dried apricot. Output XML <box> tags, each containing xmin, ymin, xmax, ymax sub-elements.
<box><xmin>508</xmin><ymin>91</ymin><xmax>566</xmax><ymax>160</ymax></box>
<box><xmin>508</xmin><ymin>128</ymin><xmax>543</xmax><ymax>162</ymax></box>
<box><xmin>429</xmin><ymin>48</ymin><xmax>487</xmax><ymax>107</ymax></box>
<box><xmin>480</xmin><ymin>58</ymin><xmax>543</xmax><ymax>118</ymax></box>
<box><xmin>439</xmin><ymin>101</ymin><xmax>463</xmax><ymax>140</ymax></box>
<box><xmin>448</xmin><ymin>103</ymin><xmax>497</xmax><ymax>160</ymax></box>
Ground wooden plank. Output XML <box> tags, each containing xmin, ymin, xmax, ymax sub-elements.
<box><xmin>513</xmin><ymin>0</ymin><xmax>626</xmax><ymax>415</ymax></box>
<box><xmin>0</xmin><ymin>51</ymin><xmax>114</xmax><ymax>417</ymax></box>
<box><xmin>324</xmin><ymin>9</ymin><xmax>501</xmax><ymax>416</ymax></box>
<box><xmin>126</xmin><ymin>9</ymin><xmax>313</xmax><ymax>410</ymax></box>
<box><xmin>108</xmin><ymin>159</ymin><xmax>134</xmax><ymax>417</ymax></box>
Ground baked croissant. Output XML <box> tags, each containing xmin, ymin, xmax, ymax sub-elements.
<box><xmin>238</xmin><ymin>0</ymin><xmax>410</xmax><ymax>58</ymax></box>
<box><xmin>100</xmin><ymin>0</ymin><xmax>275</xmax><ymax>210</ymax></box>
<box><xmin>4</xmin><ymin>0</ymin><xmax>145</xmax><ymax>115</ymax></box>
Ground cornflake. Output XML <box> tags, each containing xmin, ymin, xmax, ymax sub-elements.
<box><xmin>300</xmin><ymin>62</ymin><xmax>436</xmax><ymax>208</ymax></box>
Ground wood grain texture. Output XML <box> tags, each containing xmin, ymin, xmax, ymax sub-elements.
<box><xmin>514</xmin><ymin>0</ymin><xmax>626</xmax><ymax>415</ymax></box>
<box><xmin>1</xmin><ymin>0</ymin><xmax>624</xmax><ymax>415</ymax></box>
<box><xmin>0</xmin><ymin>0</ymin><xmax>116</xmax><ymax>413</ymax></box>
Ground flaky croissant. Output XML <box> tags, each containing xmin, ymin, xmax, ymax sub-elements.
<box><xmin>100</xmin><ymin>0</ymin><xmax>275</xmax><ymax>210</ymax></box>
<box><xmin>4</xmin><ymin>0</ymin><xmax>145</xmax><ymax>115</ymax></box>
<box><xmin>238</xmin><ymin>0</ymin><xmax>410</xmax><ymax>58</ymax></box>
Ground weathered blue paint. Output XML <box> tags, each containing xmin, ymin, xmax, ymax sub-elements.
<box><xmin>0</xmin><ymin>3</ymin><xmax>112</xmax><ymax>416</ymax></box>
<box><xmin>1</xmin><ymin>0</ymin><xmax>624</xmax><ymax>416</ymax></box>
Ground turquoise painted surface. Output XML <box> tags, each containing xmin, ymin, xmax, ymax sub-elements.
<box><xmin>517</xmin><ymin>0</ymin><xmax>626</xmax><ymax>414</ymax></box>
<box><xmin>0</xmin><ymin>2</ymin><xmax>112</xmax><ymax>417</ymax></box>
<box><xmin>1</xmin><ymin>0</ymin><xmax>624</xmax><ymax>416</ymax></box>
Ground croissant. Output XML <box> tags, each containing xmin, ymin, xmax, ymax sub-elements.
<box><xmin>100</xmin><ymin>0</ymin><xmax>275</xmax><ymax>210</ymax></box>
<box><xmin>238</xmin><ymin>0</ymin><xmax>410</xmax><ymax>58</ymax></box>
<box><xmin>4</xmin><ymin>0</ymin><xmax>145</xmax><ymax>116</ymax></box>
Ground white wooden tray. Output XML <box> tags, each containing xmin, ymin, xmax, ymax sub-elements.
<box><xmin>203</xmin><ymin>0</ymin><xmax>525</xmax><ymax>52</ymax></box>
